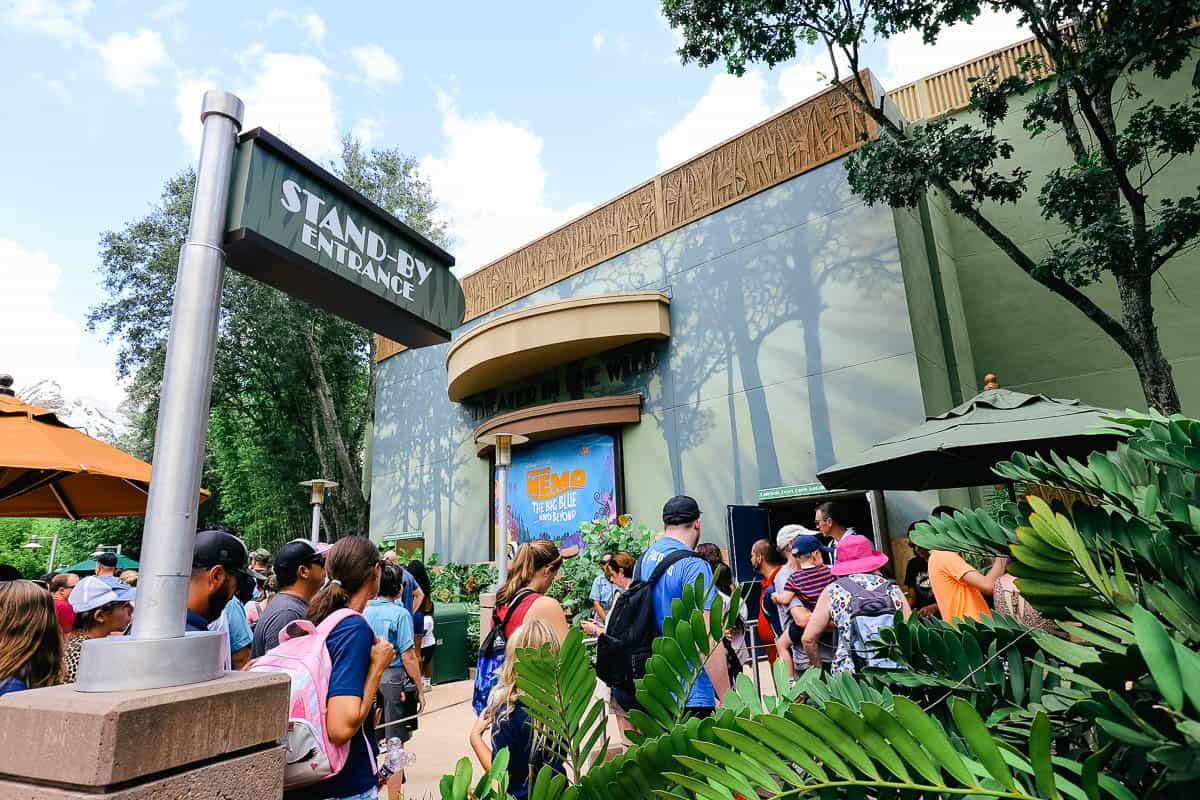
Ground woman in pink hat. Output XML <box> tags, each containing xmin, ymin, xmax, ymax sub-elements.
<box><xmin>800</xmin><ymin>534</ymin><xmax>910</xmax><ymax>674</ymax></box>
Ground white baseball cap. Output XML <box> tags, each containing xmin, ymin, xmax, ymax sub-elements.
<box><xmin>69</xmin><ymin>575</ymin><xmax>136</xmax><ymax>613</ymax></box>
<box><xmin>776</xmin><ymin>524</ymin><xmax>820</xmax><ymax>552</ymax></box>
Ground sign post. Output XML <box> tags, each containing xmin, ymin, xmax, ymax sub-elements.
<box><xmin>76</xmin><ymin>91</ymin><xmax>243</xmax><ymax>691</ymax></box>
<box><xmin>75</xmin><ymin>92</ymin><xmax>466</xmax><ymax>692</ymax></box>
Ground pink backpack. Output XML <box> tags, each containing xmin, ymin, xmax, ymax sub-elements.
<box><xmin>250</xmin><ymin>608</ymin><xmax>372</xmax><ymax>789</ymax></box>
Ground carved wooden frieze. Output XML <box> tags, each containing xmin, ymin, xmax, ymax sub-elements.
<box><xmin>378</xmin><ymin>77</ymin><xmax>875</xmax><ymax>360</ymax></box>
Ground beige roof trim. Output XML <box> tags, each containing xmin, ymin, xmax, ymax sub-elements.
<box><xmin>446</xmin><ymin>291</ymin><xmax>670</xmax><ymax>402</ymax></box>
<box><xmin>473</xmin><ymin>395</ymin><xmax>643</xmax><ymax>456</ymax></box>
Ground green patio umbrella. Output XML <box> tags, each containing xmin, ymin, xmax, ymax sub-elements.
<box><xmin>59</xmin><ymin>554</ymin><xmax>139</xmax><ymax>574</ymax></box>
<box><xmin>817</xmin><ymin>388</ymin><xmax>1120</xmax><ymax>491</ymax></box>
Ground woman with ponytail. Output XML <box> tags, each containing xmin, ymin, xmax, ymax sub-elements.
<box><xmin>493</xmin><ymin>540</ymin><xmax>572</xmax><ymax>643</ymax></box>
<box><xmin>288</xmin><ymin>537</ymin><xmax>394</xmax><ymax>800</ymax></box>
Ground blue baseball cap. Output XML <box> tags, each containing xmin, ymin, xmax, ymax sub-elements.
<box><xmin>790</xmin><ymin>534</ymin><xmax>831</xmax><ymax>557</ymax></box>
<box><xmin>70</xmin><ymin>575</ymin><xmax>136</xmax><ymax>612</ymax></box>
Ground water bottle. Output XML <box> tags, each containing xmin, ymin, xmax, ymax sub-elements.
<box><xmin>382</xmin><ymin>738</ymin><xmax>417</xmax><ymax>773</ymax></box>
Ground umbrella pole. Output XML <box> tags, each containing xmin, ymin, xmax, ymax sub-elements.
<box><xmin>74</xmin><ymin>91</ymin><xmax>245</xmax><ymax>692</ymax></box>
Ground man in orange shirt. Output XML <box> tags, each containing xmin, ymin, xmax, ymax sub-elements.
<box><xmin>928</xmin><ymin>550</ymin><xmax>1007</xmax><ymax>624</ymax></box>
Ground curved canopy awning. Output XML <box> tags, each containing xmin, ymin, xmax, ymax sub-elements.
<box><xmin>445</xmin><ymin>291</ymin><xmax>670</xmax><ymax>402</ymax></box>
<box><xmin>473</xmin><ymin>395</ymin><xmax>643</xmax><ymax>456</ymax></box>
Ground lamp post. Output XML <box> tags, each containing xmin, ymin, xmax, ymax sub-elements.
<box><xmin>300</xmin><ymin>479</ymin><xmax>338</xmax><ymax>544</ymax></box>
<box><xmin>22</xmin><ymin>532</ymin><xmax>58</xmax><ymax>573</ymax></box>
<box><xmin>476</xmin><ymin>432</ymin><xmax>528</xmax><ymax>585</ymax></box>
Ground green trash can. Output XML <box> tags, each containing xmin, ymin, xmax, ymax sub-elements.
<box><xmin>432</xmin><ymin>602</ymin><xmax>469</xmax><ymax>685</ymax></box>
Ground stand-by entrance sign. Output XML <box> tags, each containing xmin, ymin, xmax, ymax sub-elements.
<box><xmin>225</xmin><ymin>128</ymin><xmax>465</xmax><ymax>346</ymax></box>
<box><xmin>77</xmin><ymin>91</ymin><xmax>468</xmax><ymax>693</ymax></box>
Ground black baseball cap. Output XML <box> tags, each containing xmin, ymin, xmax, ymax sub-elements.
<box><xmin>274</xmin><ymin>539</ymin><xmax>328</xmax><ymax>586</ymax></box>
<box><xmin>192</xmin><ymin>529</ymin><xmax>252</xmax><ymax>579</ymax></box>
<box><xmin>663</xmin><ymin>495</ymin><xmax>702</xmax><ymax>525</ymax></box>
<box><xmin>96</xmin><ymin>552</ymin><xmax>118</xmax><ymax>568</ymax></box>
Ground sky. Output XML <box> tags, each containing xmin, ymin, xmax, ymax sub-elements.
<box><xmin>0</xmin><ymin>0</ymin><xmax>1029</xmax><ymax>420</ymax></box>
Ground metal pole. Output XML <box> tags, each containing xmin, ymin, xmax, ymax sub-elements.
<box><xmin>47</xmin><ymin>533</ymin><xmax>59</xmax><ymax>573</ymax></box>
<box><xmin>496</xmin><ymin>462</ymin><xmax>509</xmax><ymax>585</ymax></box>
<box><xmin>132</xmin><ymin>91</ymin><xmax>243</xmax><ymax>641</ymax></box>
<box><xmin>311</xmin><ymin>502</ymin><xmax>322</xmax><ymax>543</ymax></box>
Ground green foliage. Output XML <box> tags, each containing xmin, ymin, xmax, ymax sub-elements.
<box><xmin>545</xmin><ymin>518</ymin><xmax>655</xmax><ymax>622</ymax></box>
<box><xmin>514</xmin><ymin>628</ymin><xmax>609</xmax><ymax>783</ymax></box>
<box><xmin>87</xmin><ymin>137</ymin><xmax>447</xmax><ymax>548</ymax></box>
<box><xmin>662</xmin><ymin>0</ymin><xmax>1200</xmax><ymax>413</ymax></box>
<box><xmin>0</xmin><ymin>517</ymin><xmax>140</xmax><ymax>577</ymax></box>
<box><xmin>439</xmin><ymin>412</ymin><xmax>1200</xmax><ymax>798</ymax></box>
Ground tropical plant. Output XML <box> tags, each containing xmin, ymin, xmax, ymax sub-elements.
<box><xmin>545</xmin><ymin>517</ymin><xmax>655</xmax><ymax>622</ymax></box>
<box><xmin>436</xmin><ymin>411</ymin><xmax>1200</xmax><ymax>799</ymax></box>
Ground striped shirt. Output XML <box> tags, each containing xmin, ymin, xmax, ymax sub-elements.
<box><xmin>785</xmin><ymin>564</ymin><xmax>835</xmax><ymax>610</ymax></box>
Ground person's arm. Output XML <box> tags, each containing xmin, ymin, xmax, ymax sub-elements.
<box><xmin>593</xmin><ymin>599</ymin><xmax>607</xmax><ymax>620</ymax></box>
<box><xmin>231</xmin><ymin>646</ymin><xmax>251</xmax><ymax>670</ymax></box>
<box><xmin>326</xmin><ymin>635</ymin><xmax>394</xmax><ymax>745</ymax></box>
<box><xmin>527</xmin><ymin>596</ymin><xmax>570</xmax><ymax>643</ymax></box>
<box><xmin>801</xmin><ymin>589</ymin><xmax>832</xmax><ymax>669</ymax></box>
<box><xmin>771</xmin><ymin>588</ymin><xmax>797</xmax><ymax>605</ymax></box>
<box><xmin>702</xmin><ymin>610</ymin><xmax>731</xmax><ymax>702</ymax></box>
<box><xmin>401</xmin><ymin>646</ymin><xmax>425</xmax><ymax>711</ymax></box>
<box><xmin>788</xmin><ymin>604</ymin><xmax>812</xmax><ymax>627</ymax></box>
<box><xmin>412</xmin><ymin>586</ymin><xmax>425</xmax><ymax>613</ymax></box>
<box><xmin>960</xmin><ymin>557</ymin><xmax>1008</xmax><ymax>596</ymax></box>
<box><xmin>469</xmin><ymin>708</ymin><xmax>493</xmax><ymax>770</ymax></box>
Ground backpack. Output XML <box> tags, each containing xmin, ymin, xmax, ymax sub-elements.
<box><xmin>835</xmin><ymin>577</ymin><xmax>902</xmax><ymax>671</ymax></box>
<box><xmin>472</xmin><ymin>589</ymin><xmax>535</xmax><ymax>714</ymax></box>
<box><xmin>595</xmin><ymin>548</ymin><xmax>697</xmax><ymax>693</ymax></box>
<box><xmin>249</xmin><ymin>608</ymin><xmax>374</xmax><ymax>789</ymax></box>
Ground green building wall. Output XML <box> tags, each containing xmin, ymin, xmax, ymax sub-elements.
<box><xmin>903</xmin><ymin>56</ymin><xmax>1200</xmax><ymax>413</ymax></box>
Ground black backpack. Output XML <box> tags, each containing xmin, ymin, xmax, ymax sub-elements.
<box><xmin>595</xmin><ymin>549</ymin><xmax>697</xmax><ymax>692</ymax></box>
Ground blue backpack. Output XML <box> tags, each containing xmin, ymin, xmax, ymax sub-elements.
<box><xmin>472</xmin><ymin>589</ymin><xmax>534</xmax><ymax>714</ymax></box>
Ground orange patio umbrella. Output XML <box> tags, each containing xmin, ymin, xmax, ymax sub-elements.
<box><xmin>0</xmin><ymin>387</ymin><xmax>208</xmax><ymax>518</ymax></box>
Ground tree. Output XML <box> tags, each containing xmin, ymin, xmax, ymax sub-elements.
<box><xmin>437</xmin><ymin>412</ymin><xmax>1200</xmax><ymax>799</ymax></box>
<box><xmin>88</xmin><ymin>136</ymin><xmax>448</xmax><ymax>550</ymax></box>
<box><xmin>661</xmin><ymin>0</ymin><xmax>1200</xmax><ymax>414</ymax></box>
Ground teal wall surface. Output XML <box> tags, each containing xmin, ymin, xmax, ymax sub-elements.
<box><xmin>371</xmin><ymin>158</ymin><xmax>938</xmax><ymax>563</ymax></box>
<box><xmin>931</xmin><ymin>58</ymin><xmax>1200</xmax><ymax>411</ymax></box>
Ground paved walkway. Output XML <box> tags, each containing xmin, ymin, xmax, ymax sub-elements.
<box><xmin>398</xmin><ymin>661</ymin><xmax>779</xmax><ymax>799</ymax></box>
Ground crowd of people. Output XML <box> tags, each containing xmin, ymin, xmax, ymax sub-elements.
<box><xmin>0</xmin><ymin>496</ymin><xmax>1054</xmax><ymax>800</ymax></box>
<box><xmin>0</xmin><ymin>529</ymin><xmax>435</xmax><ymax>800</ymax></box>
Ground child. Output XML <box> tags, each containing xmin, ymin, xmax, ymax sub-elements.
<box><xmin>469</xmin><ymin>620</ymin><xmax>565</xmax><ymax>799</ymax></box>
<box><xmin>771</xmin><ymin>535</ymin><xmax>834</xmax><ymax>678</ymax></box>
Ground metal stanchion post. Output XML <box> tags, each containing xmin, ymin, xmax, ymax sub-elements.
<box><xmin>74</xmin><ymin>91</ymin><xmax>244</xmax><ymax>692</ymax></box>
<box><xmin>301</xmin><ymin>479</ymin><xmax>338</xmax><ymax>543</ymax></box>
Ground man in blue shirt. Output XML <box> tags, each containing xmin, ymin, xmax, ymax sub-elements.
<box><xmin>638</xmin><ymin>495</ymin><xmax>730</xmax><ymax>716</ymax></box>
<box><xmin>589</xmin><ymin>553</ymin><xmax>617</xmax><ymax>620</ymax></box>
<box><xmin>184</xmin><ymin>528</ymin><xmax>254</xmax><ymax>642</ymax></box>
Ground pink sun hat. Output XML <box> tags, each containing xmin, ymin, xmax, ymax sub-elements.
<box><xmin>830</xmin><ymin>534</ymin><xmax>889</xmax><ymax>576</ymax></box>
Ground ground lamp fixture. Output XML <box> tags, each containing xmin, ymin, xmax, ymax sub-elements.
<box><xmin>476</xmin><ymin>432</ymin><xmax>528</xmax><ymax>585</ymax></box>
<box><xmin>300</xmin><ymin>479</ymin><xmax>338</xmax><ymax>544</ymax></box>
<box><xmin>22</xmin><ymin>532</ymin><xmax>60</xmax><ymax>573</ymax></box>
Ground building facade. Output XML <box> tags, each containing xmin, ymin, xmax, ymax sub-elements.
<box><xmin>370</xmin><ymin>40</ymin><xmax>1200</xmax><ymax>565</ymax></box>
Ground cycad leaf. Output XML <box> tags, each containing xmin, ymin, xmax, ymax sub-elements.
<box><xmin>951</xmin><ymin>697</ymin><xmax>1016</xmax><ymax>789</ymax></box>
<box><xmin>1132</xmin><ymin>605</ymin><xmax>1184</xmax><ymax>710</ymax></box>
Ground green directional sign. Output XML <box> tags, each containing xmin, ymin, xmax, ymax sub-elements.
<box><xmin>224</xmin><ymin>128</ymin><xmax>465</xmax><ymax>346</ymax></box>
<box><xmin>757</xmin><ymin>482</ymin><xmax>830</xmax><ymax>502</ymax></box>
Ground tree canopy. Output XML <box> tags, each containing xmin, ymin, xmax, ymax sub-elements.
<box><xmin>85</xmin><ymin>135</ymin><xmax>448</xmax><ymax>553</ymax></box>
<box><xmin>662</xmin><ymin>0</ymin><xmax>1200</xmax><ymax>413</ymax></box>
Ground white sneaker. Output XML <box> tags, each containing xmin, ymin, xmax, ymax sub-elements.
<box><xmin>422</xmin><ymin>678</ymin><xmax>432</xmax><ymax>691</ymax></box>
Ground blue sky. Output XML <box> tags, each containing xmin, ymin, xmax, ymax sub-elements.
<box><xmin>0</xmin><ymin>0</ymin><xmax>1026</xmax><ymax>418</ymax></box>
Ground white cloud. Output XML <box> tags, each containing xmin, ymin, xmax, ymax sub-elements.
<box><xmin>299</xmin><ymin>12</ymin><xmax>326</xmax><ymax>43</ymax></box>
<box><xmin>176</xmin><ymin>53</ymin><xmax>340</xmax><ymax>159</ymax></box>
<box><xmin>592</xmin><ymin>32</ymin><xmax>605</xmax><ymax>51</ymax></box>
<box><xmin>265</xmin><ymin>8</ymin><xmax>326</xmax><ymax>44</ymax></box>
<box><xmin>0</xmin><ymin>239</ymin><xmax>123</xmax><ymax>418</ymax></box>
<box><xmin>99</xmin><ymin>29</ymin><xmax>168</xmax><ymax>92</ymax></box>
<box><xmin>420</xmin><ymin>93</ymin><xmax>591</xmax><ymax>275</ymax></box>
<box><xmin>151</xmin><ymin>0</ymin><xmax>185</xmax><ymax>21</ymax></box>
<box><xmin>881</xmin><ymin>10</ymin><xmax>1028</xmax><ymax>89</ymax></box>
<box><xmin>348</xmin><ymin>44</ymin><xmax>402</xmax><ymax>87</ymax></box>
<box><xmin>0</xmin><ymin>0</ymin><xmax>92</xmax><ymax>45</ymax></box>
<box><xmin>777</xmin><ymin>49</ymin><xmax>852</xmax><ymax>107</ymax></box>
<box><xmin>352</xmin><ymin>116</ymin><xmax>383</xmax><ymax>147</ymax></box>
<box><xmin>656</xmin><ymin>71</ymin><xmax>771</xmax><ymax>169</ymax></box>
